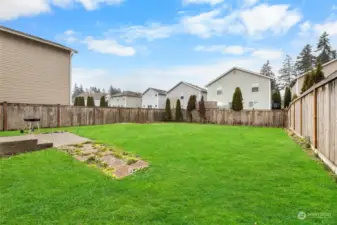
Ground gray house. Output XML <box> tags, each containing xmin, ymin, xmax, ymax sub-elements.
<box><xmin>108</xmin><ymin>91</ymin><xmax>142</xmax><ymax>108</ymax></box>
<box><xmin>142</xmin><ymin>88</ymin><xmax>167</xmax><ymax>109</ymax></box>
<box><xmin>206</xmin><ymin>67</ymin><xmax>272</xmax><ymax>110</ymax></box>
<box><xmin>166</xmin><ymin>81</ymin><xmax>207</xmax><ymax>109</ymax></box>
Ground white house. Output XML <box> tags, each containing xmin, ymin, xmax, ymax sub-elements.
<box><xmin>166</xmin><ymin>81</ymin><xmax>207</xmax><ymax>109</ymax></box>
<box><xmin>108</xmin><ymin>91</ymin><xmax>142</xmax><ymax>108</ymax></box>
<box><xmin>205</xmin><ymin>67</ymin><xmax>272</xmax><ymax>110</ymax></box>
<box><xmin>290</xmin><ymin>59</ymin><xmax>337</xmax><ymax>96</ymax></box>
<box><xmin>74</xmin><ymin>92</ymin><xmax>107</xmax><ymax>106</ymax></box>
<box><xmin>142</xmin><ymin>88</ymin><xmax>167</xmax><ymax>109</ymax></box>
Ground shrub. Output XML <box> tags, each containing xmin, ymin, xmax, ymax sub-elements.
<box><xmin>313</xmin><ymin>63</ymin><xmax>325</xmax><ymax>83</ymax></box>
<box><xmin>272</xmin><ymin>90</ymin><xmax>281</xmax><ymax>109</ymax></box>
<box><xmin>100</xmin><ymin>96</ymin><xmax>107</xmax><ymax>107</ymax></box>
<box><xmin>198</xmin><ymin>96</ymin><xmax>206</xmax><ymax>122</ymax></box>
<box><xmin>292</xmin><ymin>94</ymin><xmax>298</xmax><ymax>101</ymax></box>
<box><xmin>284</xmin><ymin>87</ymin><xmax>291</xmax><ymax>108</ymax></box>
<box><xmin>231</xmin><ymin>87</ymin><xmax>243</xmax><ymax>111</ymax></box>
<box><xmin>175</xmin><ymin>99</ymin><xmax>183</xmax><ymax>121</ymax></box>
<box><xmin>187</xmin><ymin>95</ymin><xmax>197</xmax><ymax>121</ymax></box>
<box><xmin>165</xmin><ymin>98</ymin><xmax>172</xmax><ymax>121</ymax></box>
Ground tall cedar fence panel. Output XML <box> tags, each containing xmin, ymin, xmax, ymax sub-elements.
<box><xmin>288</xmin><ymin>72</ymin><xmax>337</xmax><ymax>172</ymax></box>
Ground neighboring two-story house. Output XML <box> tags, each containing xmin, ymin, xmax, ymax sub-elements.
<box><xmin>142</xmin><ymin>88</ymin><xmax>167</xmax><ymax>109</ymax></box>
<box><xmin>108</xmin><ymin>91</ymin><xmax>142</xmax><ymax>108</ymax></box>
<box><xmin>291</xmin><ymin>59</ymin><xmax>337</xmax><ymax>96</ymax></box>
<box><xmin>0</xmin><ymin>26</ymin><xmax>77</xmax><ymax>105</ymax></box>
<box><xmin>166</xmin><ymin>81</ymin><xmax>207</xmax><ymax>109</ymax></box>
<box><xmin>206</xmin><ymin>67</ymin><xmax>272</xmax><ymax>110</ymax></box>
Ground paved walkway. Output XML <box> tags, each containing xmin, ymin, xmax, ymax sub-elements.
<box><xmin>0</xmin><ymin>132</ymin><xmax>89</xmax><ymax>147</ymax></box>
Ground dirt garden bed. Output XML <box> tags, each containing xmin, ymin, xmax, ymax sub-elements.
<box><xmin>60</xmin><ymin>142</ymin><xmax>149</xmax><ymax>179</ymax></box>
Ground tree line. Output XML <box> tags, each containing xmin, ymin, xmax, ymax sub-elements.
<box><xmin>260</xmin><ymin>31</ymin><xmax>336</xmax><ymax>109</ymax></box>
<box><xmin>72</xmin><ymin>84</ymin><xmax>121</xmax><ymax>99</ymax></box>
<box><xmin>73</xmin><ymin>95</ymin><xmax>108</xmax><ymax>107</ymax></box>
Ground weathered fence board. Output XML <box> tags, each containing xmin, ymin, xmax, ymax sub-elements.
<box><xmin>289</xmin><ymin>72</ymin><xmax>337</xmax><ymax>173</ymax></box>
<box><xmin>0</xmin><ymin>104</ymin><xmax>3</xmax><ymax>131</ymax></box>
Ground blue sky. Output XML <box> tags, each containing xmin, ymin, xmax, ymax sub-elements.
<box><xmin>1</xmin><ymin>0</ymin><xmax>337</xmax><ymax>92</ymax></box>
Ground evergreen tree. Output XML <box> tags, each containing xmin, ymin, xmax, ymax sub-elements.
<box><xmin>187</xmin><ymin>95</ymin><xmax>197</xmax><ymax>121</ymax></box>
<box><xmin>86</xmin><ymin>96</ymin><xmax>91</xmax><ymax>107</ymax></box>
<box><xmin>313</xmin><ymin>63</ymin><xmax>325</xmax><ymax>83</ymax></box>
<box><xmin>74</xmin><ymin>97</ymin><xmax>78</xmax><ymax>106</ymax></box>
<box><xmin>295</xmin><ymin>44</ymin><xmax>316</xmax><ymax>74</ymax></box>
<box><xmin>175</xmin><ymin>99</ymin><xmax>183</xmax><ymax>121</ymax></box>
<box><xmin>72</xmin><ymin>83</ymin><xmax>85</xmax><ymax>99</ymax></box>
<box><xmin>198</xmin><ymin>96</ymin><xmax>206</xmax><ymax>121</ymax></box>
<box><xmin>284</xmin><ymin>87</ymin><xmax>292</xmax><ymax>108</ymax></box>
<box><xmin>272</xmin><ymin>91</ymin><xmax>281</xmax><ymax>109</ymax></box>
<box><xmin>231</xmin><ymin>87</ymin><xmax>243</xmax><ymax>111</ymax></box>
<box><xmin>301</xmin><ymin>70</ymin><xmax>315</xmax><ymax>93</ymax></box>
<box><xmin>165</xmin><ymin>98</ymin><xmax>172</xmax><ymax>121</ymax></box>
<box><xmin>81</xmin><ymin>97</ymin><xmax>85</xmax><ymax>106</ymax></box>
<box><xmin>278</xmin><ymin>55</ymin><xmax>297</xmax><ymax>90</ymax></box>
<box><xmin>100</xmin><ymin>96</ymin><xmax>106</xmax><ymax>107</ymax></box>
<box><xmin>108</xmin><ymin>85</ymin><xmax>121</xmax><ymax>96</ymax></box>
<box><xmin>292</xmin><ymin>94</ymin><xmax>298</xmax><ymax>101</ymax></box>
<box><xmin>261</xmin><ymin>60</ymin><xmax>278</xmax><ymax>91</ymax></box>
<box><xmin>316</xmin><ymin>32</ymin><xmax>337</xmax><ymax>64</ymax></box>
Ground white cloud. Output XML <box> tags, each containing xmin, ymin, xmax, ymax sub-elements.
<box><xmin>194</xmin><ymin>45</ymin><xmax>247</xmax><ymax>55</ymax></box>
<box><xmin>0</xmin><ymin>0</ymin><xmax>124</xmax><ymax>21</ymax></box>
<box><xmin>83</xmin><ymin>37</ymin><xmax>136</xmax><ymax>56</ymax></box>
<box><xmin>56</xmin><ymin>29</ymin><xmax>79</xmax><ymax>43</ymax></box>
<box><xmin>183</xmin><ymin>0</ymin><xmax>224</xmax><ymax>6</ymax></box>
<box><xmin>0</xmin><ymin>0</ymin><xmax>50</xmax><ymax>21</ymax></box>
<box><xmin>240</xmin><ymin>4</ymin><xmax>302</xmax><ymax>36</ymax></box>
<box><xmin>181</xmin><ymin>9</ymin><xmax>245</xmax><ymax>38</ymax></box>
<box><xmin>109</xmin><ymin>23</ymin><xmax>178</xmax><ymax>42</ymax></box>
<box><xmin>243</xmin><ymin>0</ymin><xmax>259</xmax><ymax>7</ymax></box>
<box><xmin>314</xmin><ymin>20</ymin><xmax>337</xmax><ymax>36</ymax></box>
<box><xmin>252</xmin><ymin>49</ymin><xmax>283</xmax><ymax>60</ymax></box>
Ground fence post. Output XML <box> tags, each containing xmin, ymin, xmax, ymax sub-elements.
<box><xmin>137</xmin><ymin>108</ymin><xmax>140</xmax><ymax>123</ymax></box>
<box><xmin>3</xmin><ymin>102</ymin><xmax>8</xmax><ymax>131</ymax></box>
<box><xmin>57</xmin><ymin>104</ymin><xmax>60</xmax><ymax>128</ymax></box>
<box><xmin>93</xmin><ymin>106</ymin><xmax>96</xmax><ymax>125</ymax></box>
<box><xmin>300</xmin><ymin>98</ymin><xmax>303</xmax><ymax>135</ymax></box>
<box><xmin>313</xmin><ymin>88</ymin><xmax>318</xmax><ymax>148</ymax></box>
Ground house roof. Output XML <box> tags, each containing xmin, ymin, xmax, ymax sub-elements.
<box><xmin>142</xmin><ymin>88</ymin><xmax>167</xmax><ymax>96</ymax></box>
<box><xmin>205</xmin><ymin>67</ymin><xmax>272</xmax><ymax>87</ymax></box>
<box><xmin>111</xmin><ymin>91</ymin><xmax>142</xmax><ymax>98</ymax></box>
<box><xmin>76</xmin><ymin>92</ymin><xmax>107</xmax><ymax>100</ymax></box>
<box><xmin>167</xmin><ymin>81</ymin><xmax>207</xmax><ymax>94</ymax></box>
<box><xmin>0</xmin><ymin>26</ymin><xmax>78</xmax><ymax>53</ymax></box>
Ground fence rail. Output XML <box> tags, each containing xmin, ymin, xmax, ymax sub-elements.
<box><xmin>288</xmin><ymin>71</ymin><xmax>337</xmax><ymax>174</ymax></box>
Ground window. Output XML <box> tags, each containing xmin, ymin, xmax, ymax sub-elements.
<box><xmin>180</xmin><ymin>96</ymin><xmax>184</xmax><ymax>100</ymax></box>
<box><xmin>217</xmin><ymin>90</ymin><xmax>223</xmax><ymax>95</ymax></box>
<box><xmin>155</xmin><ymin>105</ymin><xmax>157</xmax><ymax>108</ymax></box>
<box><xmin>252</xmin><ymin>83</ymin><xmax>259</xmax><ymax>92</ymax></box>
<box><xmin>249</xmin><ymin>101</ymin><xmax>254</xmax><ymax>107</ymax></box>
<box><xmin>155</xmin><ymin>94</ymin><xmax>158</xmax><ymax>97</ymax></box>
<box><xmin>143</xmin><ymin>105</ymin><xmax>145</xmax><ymax>108</ymax></box>
<box><xmin>228</xmin><ymin>102</ymin><xmax>232</xmax><ymax>109</ymax></box>
<box><xmin>148</xmin><ymin>105</ymin><xmax>152</xmax><ymax>109</ymax></box>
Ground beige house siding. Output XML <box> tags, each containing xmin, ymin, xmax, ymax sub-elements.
<box><xmin>0</xmin><ymin>31</ymin><xmax>72</xmax><ymax>105</ymax></box>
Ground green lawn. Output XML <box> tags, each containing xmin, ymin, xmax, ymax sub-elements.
<box><xmin>0</xmin><ymin>124</ymin><xmax>336</xmax><ymax>225</ymax></box>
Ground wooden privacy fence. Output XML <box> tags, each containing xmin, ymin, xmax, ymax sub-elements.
<box><xmin>288</xmin><ymin>72</ymin><xmax>337</xmax><ymax>174</ymax></box>
<box><xmin>0</xmin><ymin>102</ymin><xmax>287</xmax><ymax>130</ymax></box>
<box><xmin>0</xmin><ymin>103</ymin><xmax>165</xmax><ymax>131</ymax></box>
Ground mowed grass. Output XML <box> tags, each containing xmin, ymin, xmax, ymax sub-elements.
<box><xmin>0</xmin><ymin>124</ymin><xmax>336</xmax><ymax>225</ymax></box>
